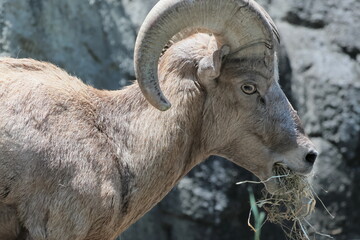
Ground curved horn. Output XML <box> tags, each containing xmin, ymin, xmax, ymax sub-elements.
<box><xmin>134</xmin><ymin>0</ymin><xmax>279</xmax><ymax>111</ymax></box>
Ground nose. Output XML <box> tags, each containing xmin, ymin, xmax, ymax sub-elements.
<box><xmin>305</xmin><ymin>150</ymin><xmax>318</xmax><ymax>165</ymax></box>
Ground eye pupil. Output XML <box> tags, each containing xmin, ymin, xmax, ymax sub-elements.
<box><xmin>244</xmin><ymin>86</ymin><xmax>253</xmax><ymax>91</ymax></box>
<box><xmin>241</xmin><ymin>84</ymin><xmax>256</xmax><ymax>94</ymax></box>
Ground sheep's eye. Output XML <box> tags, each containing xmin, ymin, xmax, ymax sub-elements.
<box><xmin>241</xmin><ymin>84</ymin><xmax>257</xmax><ymax>95</ymax></box>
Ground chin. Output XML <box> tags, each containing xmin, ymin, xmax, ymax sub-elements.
<box><xmin>263</xmin><ymin>178</ymin><xmax>279</xmax><ymax>195</ymax></box>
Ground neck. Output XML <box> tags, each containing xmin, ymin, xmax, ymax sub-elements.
<box><xmin>95</xmin><ymin>77</ymin><xmax>206</xmax><ymax>232</ymax></box>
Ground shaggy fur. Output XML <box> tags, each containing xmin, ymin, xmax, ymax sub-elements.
<box><xmin>0</xmin><ymin>33</ymin><xmax>315</xmax><ymax>240</ymax></box>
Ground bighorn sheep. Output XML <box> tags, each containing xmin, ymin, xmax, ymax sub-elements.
<box><xmin>0</xmin><ymin>0</ymin><xmax>318</xmax><ymax>239</ymax></box>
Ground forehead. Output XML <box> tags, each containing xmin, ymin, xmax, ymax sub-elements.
<box><xmin>222</xmin><ymin>56</ymin><xmax>276</xmax><ymax>81</ymax></box>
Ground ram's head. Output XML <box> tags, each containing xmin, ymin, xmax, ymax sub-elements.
<box><xmin>134</xmin><ymin>0</ymin><xmax>317</xmax><ymax>192</ymax></box>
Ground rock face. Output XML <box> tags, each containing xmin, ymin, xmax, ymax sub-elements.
<box><xmin>0</xmin><ymin>0</ymin><xmax>358</xmax><ymax>239</ymax></box>
<box><xmin>0</xmin><ymin>0</ymin><xmax>157</xmax><ymax>89</ymax></box>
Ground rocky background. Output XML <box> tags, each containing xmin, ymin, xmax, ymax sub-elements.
<box><xmin>0</xmin><ymin>0</ymin><xmax>359</xmax><ymax>239</ymax></box>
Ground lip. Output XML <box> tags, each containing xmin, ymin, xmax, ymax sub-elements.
<box><xmin>284</xmin><ymin>165</ymin><xmax>313</xmax><ymax>176</ymax></box>
<box><xmin>273</xmin><ymin>161</ymin><xmax>313</xmax><ymax>176</ymax></box>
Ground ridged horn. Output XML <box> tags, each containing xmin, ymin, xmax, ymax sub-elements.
<box><xmin>134</xmin><ymin>0</ymin><xmax>279</xmax><ymax>111</ymax></box>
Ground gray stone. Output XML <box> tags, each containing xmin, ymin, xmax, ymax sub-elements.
<box><xmin>0</xmin><ymin>0</ymin><xmax>141</xmax><ymax>89</ymax></box>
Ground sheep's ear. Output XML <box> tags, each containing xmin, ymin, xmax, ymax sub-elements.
<box><xmin>197</xmin><ymin>45</ymin><xmax>230</xmax><ymax>84</ymax></box>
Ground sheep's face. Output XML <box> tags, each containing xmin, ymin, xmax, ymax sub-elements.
<box><xmin>192</xmin><ymin>34</ymin><xmax>317</xmax><ymax>193</ymax></box>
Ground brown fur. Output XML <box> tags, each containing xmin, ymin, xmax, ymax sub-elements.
<box><xmin>0</xmin><ymin>33</ymin><xmax>315</xmax><ymax>240</ymax></box>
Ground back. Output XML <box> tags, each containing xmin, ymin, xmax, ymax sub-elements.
<box><xmin>0</xmin><ymin>58</ymin><xmax>104</xmax><ymax>204</ymax></box>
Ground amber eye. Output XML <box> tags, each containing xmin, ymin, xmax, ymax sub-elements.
<box><xmin>241</xmin><ymin>84</ymin><xmax>257</xmax><ymax>95</ymax></box>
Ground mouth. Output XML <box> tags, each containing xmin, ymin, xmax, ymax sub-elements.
<box><xmin>258</xmin><ymin>163</ymin><xmax>316</xmax><ymax>229</ymax></box>
<box><xmin>274</xmin><ymin>159</ymin><xmax>313</xmax><ymax>176</ymax></box>
<box><xmin>263</xmin><ymin>163</ymin><xmax>310</xmax><ymax>195</ymax></box>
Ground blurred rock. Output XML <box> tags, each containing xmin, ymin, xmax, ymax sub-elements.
<box><xmin>0</xmin><ymin>0</ymin><xmax>159</xmax><ymax>89</ymax></box>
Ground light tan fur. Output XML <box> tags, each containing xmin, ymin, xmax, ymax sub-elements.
<box><xmin>0</xmin><ymin>33</ymin><xmax>315</xmax><ymax>240</ymax></box>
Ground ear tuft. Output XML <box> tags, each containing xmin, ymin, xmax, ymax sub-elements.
<box><xmin>221</xmin><ymin>45</ymin><xmax>230</xmax><ymax>57</ymax></box>
<box><xmin>197</xmin><ymin>44</ymin><xmax>230</xmax><ymax>83</ymax></box>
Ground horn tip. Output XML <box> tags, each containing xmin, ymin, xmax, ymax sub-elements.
<box><xmin>158</xmin><ymin>101</ymin><xmax>172</xmax><ymax>111</ymax></box>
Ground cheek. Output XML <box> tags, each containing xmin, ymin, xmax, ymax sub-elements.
<box><xmin>254</xmin><ymin>112</ymin><xmax>298</xmax><ymax>152</ymax></box>
<box><xmin>234</xmin><ymin>91</ymin><xmax>259</xmax><ymax>110</ymax></box>
<box><xmin>228</xmin><ymin>136</ymin><xmax>273</xmax><ymax>175</ymax></box>
<box><xmin>239</xmin><ymin>111</ymin><xmax>274</xmax><ymax>150</ymax></box>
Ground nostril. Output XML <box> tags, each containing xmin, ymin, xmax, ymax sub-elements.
<box><xmin>305</xmin><ymin>151</ymin><xmax>318</xmax><ymax>165</ymax></box>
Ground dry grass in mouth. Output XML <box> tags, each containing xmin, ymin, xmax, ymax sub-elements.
<box><xmin>238</xmin><ymin>163</ymin><xmax>333</xmax><ymax>240</ymax></box>
<box><xmin>257</xmin><ymin>163</ymin><xmax>316</xmax><ymax>240</ymax></box>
